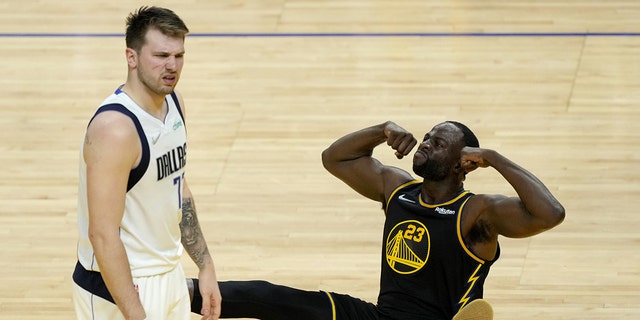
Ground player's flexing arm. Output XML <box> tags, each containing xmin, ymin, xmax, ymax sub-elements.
<box><xmin>322</xmin><ymin>121</ymin><xmax>417</xmax><ymax>204</ymax></box>
<box><xmin>460</xmin><ymin>147</ymin><xmax>566</xmax><ymax>259</ymax></box>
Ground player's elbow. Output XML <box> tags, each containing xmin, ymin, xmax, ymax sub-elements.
<box><xmin>88</xmin><ymin>224</ymin><xmax>119</xmax><ymax>249</ymax></box>
<box><xmin>321</xmin><ymin>148</ymin><xmax>338</xmax><ymax>174</ymax></box>
<box><xmin>552</xmin><ymin>204</ymin><xmax>566</xmax><ymax>226</ymax></box>
<box><xmin>540</xmin><ymin>203</ymin><xmax>565</xmax><ymax>230</ymax></box>
<box><xmin>88</xmin><ymin>229</ymin><xmax>106</xmax><ymax>248</ymax></box>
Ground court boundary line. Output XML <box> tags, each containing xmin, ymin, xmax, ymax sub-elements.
<box><xmin>1</xmin><ymin>32</ymin><xmax>639</xmax><ymax>38</ymax></box>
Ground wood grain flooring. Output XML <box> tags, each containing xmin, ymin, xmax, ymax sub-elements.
<box><xmin>1</xmin><ymin>1</ymin><xmax>639</xmax><ymax>319</ymax></box>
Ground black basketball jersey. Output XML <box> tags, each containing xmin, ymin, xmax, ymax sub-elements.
<box><xmin>376</xmin><ymin>180</ymin><xmax>499</xmax><ymax>320</ymax></box>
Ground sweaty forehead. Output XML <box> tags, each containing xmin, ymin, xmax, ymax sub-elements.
<box><xmin>429</xmin><ymin>123</ymin><xmax>464</xmax><ymax>142</ymax></box>
<box><xmin>432</xmin><ymin>122</ymin><xmax>459</xmax><ymax>134</ymax></box>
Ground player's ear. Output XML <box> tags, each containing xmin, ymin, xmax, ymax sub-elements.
<box><xmin>125</xmin><ymin>47</ymin><xmax>137</xmax><ymax>68</ymax></box>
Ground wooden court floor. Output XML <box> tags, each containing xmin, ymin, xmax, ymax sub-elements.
<box><xmin>1</xmin><ymin>1</ymin><xmax>639</xmax><ymax>319</ymax></box>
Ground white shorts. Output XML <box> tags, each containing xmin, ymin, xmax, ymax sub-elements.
<box><xmin>72</xmin><ymin>263</ymin><xmax>190</xmax><ymax>320</ymax></box>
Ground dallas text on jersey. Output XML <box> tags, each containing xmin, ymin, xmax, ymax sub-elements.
<box><xmin>156</xmin><ymin>143</ymin><xmax>187</xmax><ymax>180</ymax></box>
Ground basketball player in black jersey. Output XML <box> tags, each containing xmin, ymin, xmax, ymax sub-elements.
<box><xmin>189</xmin><ymin>120</ymin><xmax>565</xmax><ymax>320</ymax></box>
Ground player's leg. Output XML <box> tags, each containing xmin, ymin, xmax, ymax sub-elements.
<box><xmin>452</xmin><ymin>299</ymin><xmax>493</xmax><ymax>320</ymax></box>
<box><xmin>323</xmin><ymin>291</ymin><xmax>378</xmax><ymax>320</ymax></box>
<box><xmin>137</xmin><ymin>264</ymin><xmax>190</xmax><ymax>319</ymax></box>
<box><xmin>189</xmin><ymin>279</ymin><xmax>333</xmax><ymax>320</ymax></box>
<box><xmin>72</xmin><ymin>282</ymin><xmax>125</xmax><ymax>320</ymax></box>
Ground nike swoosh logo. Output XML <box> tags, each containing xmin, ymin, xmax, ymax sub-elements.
<box><xmin>151</xmin><ymin>134</ymin><xmax>161</xmax><ymax>145</ymax></box>
<box><xmin>398</xmin><ymin>194</ymin><xmax>416</xmax><ymax>203</ymax></box>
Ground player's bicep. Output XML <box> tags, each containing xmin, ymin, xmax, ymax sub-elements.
<box><xmin>328</xmin><ymin>156</ymin><xmax>412</xmax><ymax>203</ymax></box>
<box><xmin>326</xmin><ymin>156</ymin><xmax>388</xmax><ymax>202</ymax></box>
<box><xmin>485</xmin><ymin>195</ymin><xmax>550</xmax><ymax>238</ymax></box>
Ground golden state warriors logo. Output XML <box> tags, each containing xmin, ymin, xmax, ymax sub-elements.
<box><xmin>386</xmin><ymin>220</ymin><xmax>430</xmax><ymax>274</ymax></box>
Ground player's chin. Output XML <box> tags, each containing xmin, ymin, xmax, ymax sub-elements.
<box><xmin>412</xmin><ymin>154</ymin><xmax>427</xmax><ymax>169</ymax></box>
<box><xmin>412</xmin><ymin>165</ymin><xmax>426</xmax><ymax>178</ymax></box>
<box><xmin>159</xmin><ymin>86</ymin><xmax>176</xmax><ymax>95</ymax></box>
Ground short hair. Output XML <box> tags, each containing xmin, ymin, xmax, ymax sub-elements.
<box><xmin>445</xmin><ymin>121</ymin><xmax>480</xmax><ymax>148</ymax></box>
<box><xmin>125</xmin><ymin>6</ymin><xmax>189</xmax><ymax>52</ymax></box>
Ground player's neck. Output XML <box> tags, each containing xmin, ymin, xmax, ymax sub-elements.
<box><xmin>420</xmin><ymin>179</ymin><xmax>464</xmax><ymax>204</ymax></box>
<box><xmin>120</xmin><ymin>83</ymin><xmax>167</xmax><ymax>121</ymax></box>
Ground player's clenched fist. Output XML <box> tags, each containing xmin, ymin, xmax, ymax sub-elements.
<box><xmin>383</xmin><ymin>121</ymin><xmax>417</xmax><ymax>159</ymax></box>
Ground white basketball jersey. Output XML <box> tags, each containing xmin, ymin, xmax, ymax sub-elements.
<box><xmin>76</xmin><ymin>87</ymin><xmax>187</xmax><ymax>277</ymax></box>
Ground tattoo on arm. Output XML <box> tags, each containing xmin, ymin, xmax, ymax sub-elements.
<box><xmin>180</xmin><ymin>197</ymin><xmax>210</xmax><ymax>269</ymax></box>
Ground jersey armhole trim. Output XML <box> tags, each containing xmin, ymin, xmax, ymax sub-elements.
<box><xmin>169</xmin><ymin>91</ymin><xmax>185</xmax><ymax>124</ymax></box>
<box><xmin>90</xmin><ymin>104</ymin><xmax>150</xmax><ymax>191</ymax></box>
<box><xmin>456</xmin><ymin>197</ymin><xmax>485</xmax><ymax>264</ymax></box>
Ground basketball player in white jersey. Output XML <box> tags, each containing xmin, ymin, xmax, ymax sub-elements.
<box><xmin>72</xmin><ymin>6</ymin><xmax>220</xmax><ymax>320</ymax></box>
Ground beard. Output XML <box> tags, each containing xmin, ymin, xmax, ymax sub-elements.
<box><xmin>138</xmin><ymin>67</ymin><xmax>177</xmax><ymax>96</ymax></box>
<box><xmin>413</xmin><ymin>158</ymin><xmax>449</xmax><ymax>181</ymax></box>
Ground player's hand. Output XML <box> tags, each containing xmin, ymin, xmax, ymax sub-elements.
<box><xmin>198</xmin><ymin>267</ymin><xmax>222</xmax><ymax>320</ymax></box>
<box><xmin>460</xmin><ymin>146</ymin><xmax>492</xmax><ymax>173</ymax></box>
<box><xmin>383</xmin><ymin>122</ymin><xmax>417</xmax><ymax>159</ymax></box>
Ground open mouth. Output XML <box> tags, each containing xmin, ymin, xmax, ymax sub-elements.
<box><xmin>163</xmin><ymin>74</ymin><xmax>177</xmax><ymax>84</ymax></box>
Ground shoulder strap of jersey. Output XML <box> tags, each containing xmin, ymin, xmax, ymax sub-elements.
<box><xmin>89</xmin><ymin>104</ymin><xmax>150</xmax><ymax>191</ymax></box>
<box><xmin>385</xmin><ymin>180</ymin><xmax>422</xmax><ymax>210</ymax></box>
<box><xmin>169</xmin><ymin>91</ymin><xmax>185</xmax><ymax>124</ymax></box>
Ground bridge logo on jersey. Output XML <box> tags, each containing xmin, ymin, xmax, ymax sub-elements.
<box><xmin>385</xmin><ymin>220</ymin><xmax>430</xmax><ymax>274</ymax></box>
